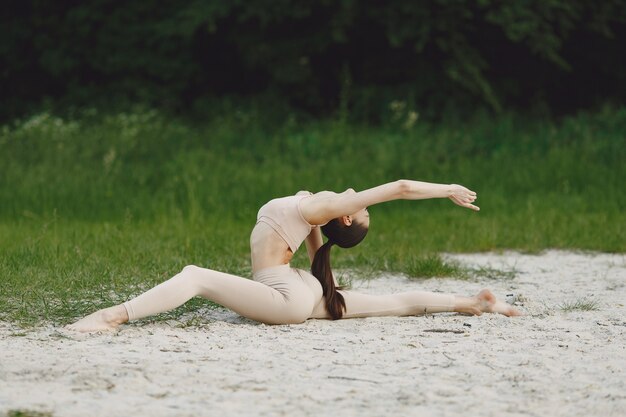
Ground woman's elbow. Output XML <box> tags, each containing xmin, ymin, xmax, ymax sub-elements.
<box><xmin>396</xmin><ymin>179</ymin><xmax>411</xmax><ymax>198</ymax></box>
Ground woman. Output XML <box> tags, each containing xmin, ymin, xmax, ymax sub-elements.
<box><xmin>67</xmin><ymin>179</ymin><xmax>520</xmax><ymax>332</ymax></box>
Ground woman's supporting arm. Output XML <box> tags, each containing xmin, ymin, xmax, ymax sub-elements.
<box><xmin>296</xmin><ymin>190</ymin><xmax>326</xmax><ymax>263</ymax></box>
<box><xmin>304</xmin><ymin>226</ymin><xmax>323</xmax><ymax>264</ymax></box>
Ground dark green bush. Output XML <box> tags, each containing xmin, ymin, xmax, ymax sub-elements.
<box><xmin>2</xmin><ymin>1</ymin><xmax>625</xmax><ymax>120</ymax></box>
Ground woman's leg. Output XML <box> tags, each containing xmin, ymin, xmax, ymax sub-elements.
<box><xmin>67</xmin><ymin>265</ymin><xmax>318</xmax><ymax>332</ymax></box>
<box><xmin>309</xmin><ymin>288</ymin><xmax>520</xmax><ymax>319</ymax></box>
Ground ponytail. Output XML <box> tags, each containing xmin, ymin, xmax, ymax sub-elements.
<box><xmin>312</xmin><ymin>216</ymin><xmax>369</xmax><ymax>320</ymax></box>
<box><xmin>311</xmin><ymin>240</ymin><xmax>346</xmax><ymax>320</ymax></box>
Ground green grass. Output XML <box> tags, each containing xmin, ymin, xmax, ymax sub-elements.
<box><xmin>558</xmin><ymin>298</ymin><xmax>601</xmax><ymax>312</ymax></box>
<box><xmin>405</xmin><ymin>255</ymin><xmax>467</xmax><ymax>279</ymax></box>
<box><xmin>5</xmin><ymin>410</ymin><xmax>54</xmax><ymax>417</ymax></box>
<box><xmin>0</xmin><ymin>106</ymin><xmax>624</xmax><ymax>326</ymax></box>
<box><xmin>470</xmin><ymin>265</ymin><xmax>519</xmax><ymax>280</ymax></box>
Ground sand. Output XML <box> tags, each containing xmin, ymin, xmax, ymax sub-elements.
<box><xmin>1</xmin><ymin>250</ymin><xmax>625</xmax><ymax>417</ymax></box>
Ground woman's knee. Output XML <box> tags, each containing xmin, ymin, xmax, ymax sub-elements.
<box><xmin>181</xmin><ymin>264</ymin><xmax>202</xmax><ymax>274</ymax></box>
<box><xmin>179</xmin><ymin>264</ymin><xmax>203</xmax><ymax>282</ymax></box>
<box><xmin>178</xmin><ymin>264</ymin><xmax>213</xmax><ymax>294</ymax></box>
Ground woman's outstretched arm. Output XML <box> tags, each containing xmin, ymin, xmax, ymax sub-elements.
<box><xmin>300</xmin><ymin>180</ymin><xmax>479</xmax><ymax>225</ymax></box>
<box><xmin>399</xmin><ymin>180</ymin><xmax>480</xmax><ymax>211</ymax></box>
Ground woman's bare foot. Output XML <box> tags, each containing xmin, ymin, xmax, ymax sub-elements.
<box><xmin>65</xmin><ymin>304</ymin><xmax>129</xmax><ymax>333</ymax></box>
<box><xmin>476</xmin><ymin>289</ymin><xmax>522</xmax><ymax>316</ymax></box>
<box><xmin>455</xmin><ymin>289</ymin><xmax>522</xmax><ymax>317</ymax></box>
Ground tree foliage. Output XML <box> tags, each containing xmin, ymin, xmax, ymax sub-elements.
<box><xmin>1</xmin><ymin>0</ymin><xmax>625</xmax><ymax>119</ymax></box>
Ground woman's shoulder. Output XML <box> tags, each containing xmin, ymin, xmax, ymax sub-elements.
<box><xmin>295</xmin><ymin>190</ymin><xmax>313</xmax><ymax>197</ymax></box>
<box><xmin>296</xmin><ymin>190</ymin><xmax>345</xmax><ymax>225</ymax></box>
<box><xmin>313</xmin><ymin>190</ymin><xmax>337</xmax><ymax>197</ymax></box>
<box><xmin>295</xmin><ymin>190</ymin><xmax>339</xmax><ymax>199</ymax></box>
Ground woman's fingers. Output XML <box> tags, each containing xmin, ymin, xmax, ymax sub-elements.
<box><xmin>452</xmin><ymin>195</ymin><xmax>474</xmax><ymax>203</ymax></box>
<box><xmin>450</xmin><ymin>195</ymin><xmax>480</xmax><ymax>211</ymax></box>
<box><xmin>450</xmin><ymin>185</ymin><xmax>479</xmax><ymax>210</ymax></box>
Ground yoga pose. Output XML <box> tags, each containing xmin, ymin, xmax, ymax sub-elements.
<box><xmin>68</xmin><ymin>179</ymin><xmax>520</xmax><ymax>332</ymax></box>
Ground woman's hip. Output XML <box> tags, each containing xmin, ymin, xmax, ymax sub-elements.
<box><xmin>253</xmin><ymin>264</ymin><xmax>323</xmax><ymax>302</ymax></box>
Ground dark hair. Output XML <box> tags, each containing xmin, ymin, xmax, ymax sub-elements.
<box><xmin>311</xmin><ymin>217</ymin><xmax>369</xmax><ymax>320</ymax></box>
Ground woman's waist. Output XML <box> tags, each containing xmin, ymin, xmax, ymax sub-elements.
<box><xmin>252</xmin><ymin>263</ymin><xmax>293</xmax><ymax>280</ymax></box>
<box><xmin>250</xmin><ymin>223</ymin><xmax>294</xmax><ymax>272</ymax></box>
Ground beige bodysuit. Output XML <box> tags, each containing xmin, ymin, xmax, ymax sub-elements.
<box><xmin>122</xmin><ymin>194</ymin><xmax>455</xmax><ymax>324</ymax></box>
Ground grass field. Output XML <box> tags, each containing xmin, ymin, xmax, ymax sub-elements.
<box><xmin>1</xmin><ymin>106</ymin><xmax>624</xmax><ymax>325</ymax></box>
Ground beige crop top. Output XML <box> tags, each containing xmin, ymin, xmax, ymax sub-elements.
<box><xmin>256</xmin><ymin>194</ymin><xmax>321</xmax><ymax>253</ymax></box>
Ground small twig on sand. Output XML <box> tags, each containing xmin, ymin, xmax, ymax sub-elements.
<box><xmin>328</xmin><ymin>376</ymin><xmax>380</xmax><ymax>384</ymax></box>
<box><xmin>313</xmin><ymin>347</ymin><xmax>339</xmax><ymax>353</ymax></box>
<box><xmin>423</xmin><ymin>329</ymin><xmax>466</xmax><ymax>334</ymax></box>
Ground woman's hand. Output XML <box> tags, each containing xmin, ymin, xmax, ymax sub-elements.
<box><xmin>448</xmin><ymin>184</ymin><xmax>480</xmax><ymax>211</ymax></box>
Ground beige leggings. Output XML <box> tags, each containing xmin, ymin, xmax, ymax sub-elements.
<box><xmin>123</xmin><ymin>264</ymin><xmax>456</xmax><ymax>324</ymax></box>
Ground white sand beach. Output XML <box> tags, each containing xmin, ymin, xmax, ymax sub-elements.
<box><xmin>1</xmin><ymin>251</ymin><xmax>625</xmax><ymax>417</ymax></box>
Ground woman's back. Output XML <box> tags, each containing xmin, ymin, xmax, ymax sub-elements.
<box><xmin>250</xmin><ymin>194</ymin><xmax>319</xmax><ymax>272</ymax></box>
